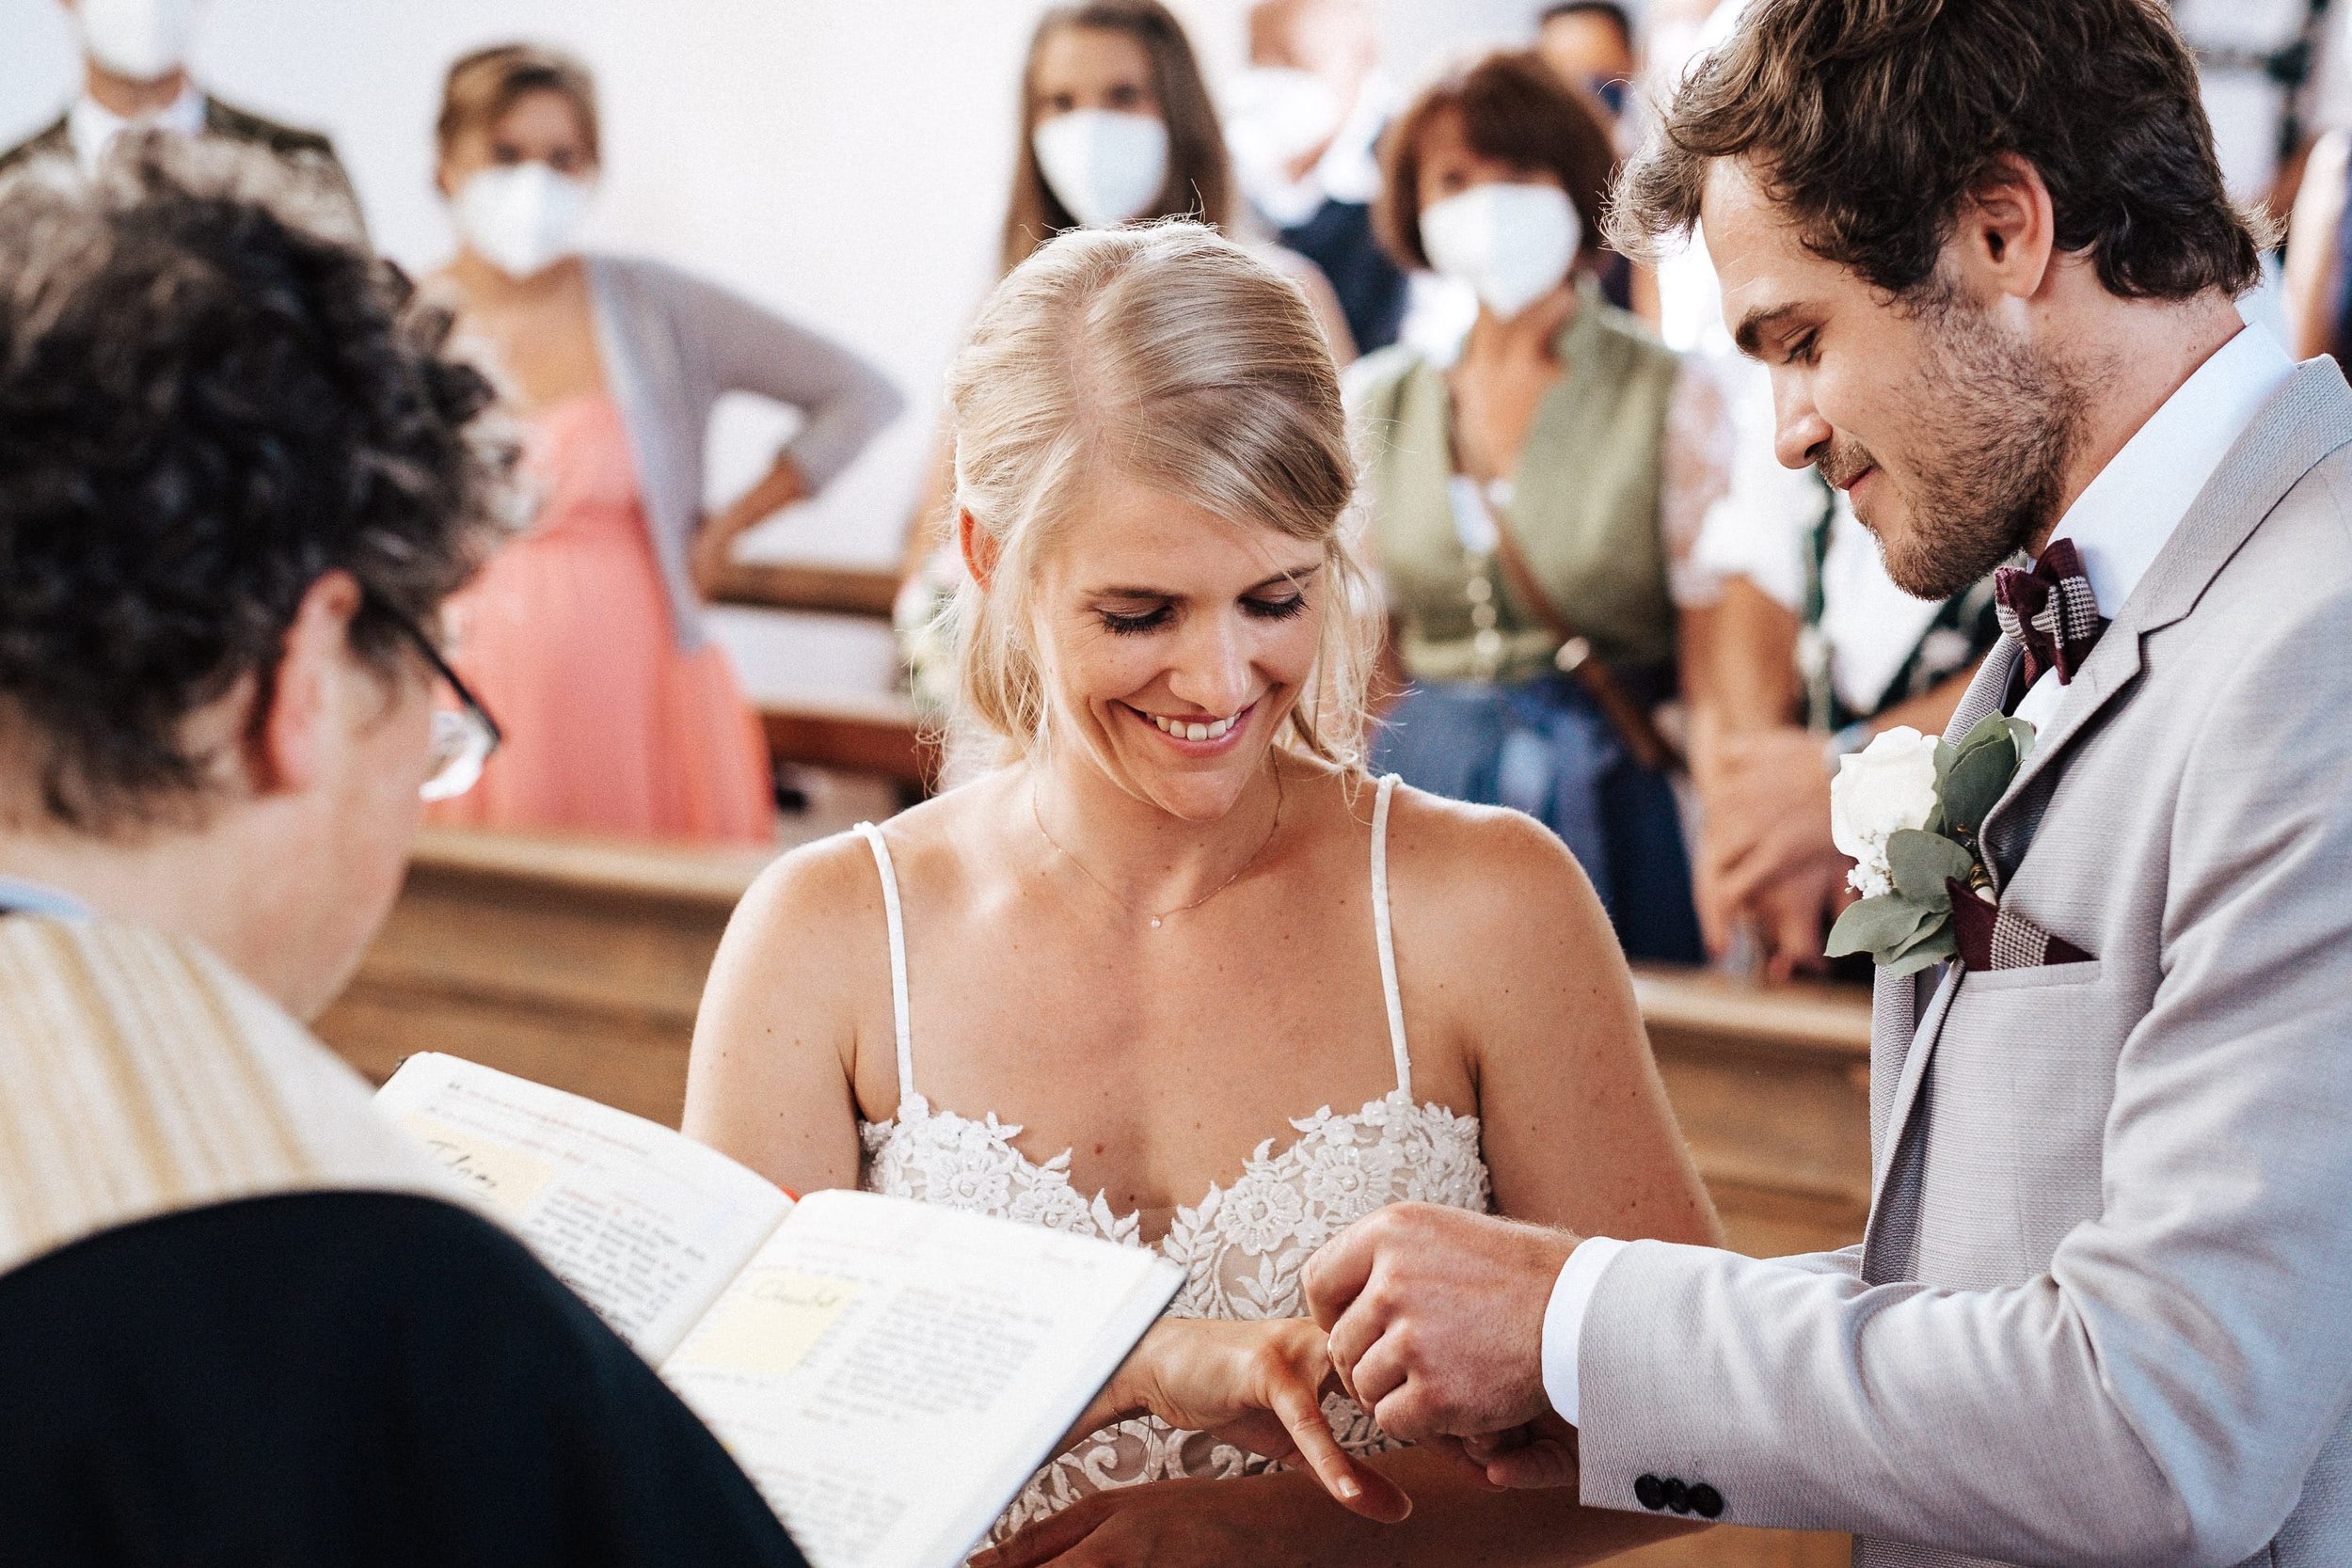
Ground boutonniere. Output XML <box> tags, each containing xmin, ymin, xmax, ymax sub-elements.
<box><xmin>1824</xmin><ymin>715</ymin><xmax>2037</xmax><ymax>975</ymax></box>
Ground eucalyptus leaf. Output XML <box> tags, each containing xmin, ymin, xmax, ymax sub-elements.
<box><xmin>1932</xmin><ymin>738</ymin><xmax>1960</xmax><ymax>792</ymax></box>
<box><xmin>1882</xmin><ymin>927</ymin><xmax>1959</xmax><ymax>976</ymax></box>
<box><xmin>1887</xmin><ymin>829</ymin><xmax>1975</xmax><ymax>906</ymax></box>
<box><xmin>1886</xmin><ymin>907</ymin><xmax>1955</xmax><ymax>959</ymax></box>
<box><xmin>2004</xmin><ymin>716</ymin><xmax>2038</xmax><ymax>762</ymax></box>
<box><xmin>1826</xmin><ymin>894</ymin><xmax>1939</xmax><ymax>958</ymax></box>
<box><xmin>1941</xmin><ymin>736</ymin><xmax>2019</xmax><ymax>836</ymax></box>
<box><xmin>1953</xmin><ymin>712</ymin><xmax>2020</xmax><ymax>759</ymax></box>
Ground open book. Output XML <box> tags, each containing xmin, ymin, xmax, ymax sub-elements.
<box><xmin>375</xmin><ymin>1053</ymin><xmax>1183</xmax><ymax>1568</ymax></box>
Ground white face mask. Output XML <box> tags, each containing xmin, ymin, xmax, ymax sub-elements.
<box><xmin>76</xmin><ymin>0</ymin><xmax>200</xmax><ymax>83</ymax></box>
<box><xmin>1224</xmin><ymin>66</ymin><xmax>1343</xmax><ymax>175</ymax></box>
<box><xmin>1418</xmin><ymin>182</ymin><xmax>1582</xmax><ymax>323</ymax></box>
<box><xmin>453</xmin><ymin>163</ymin><xmax>592</xmax><ymax>279</ymax></box>
<box><xmin>1032</xmin><ymin>109</ymin><xmax>1169</xmax><ymax>230</ymax></box>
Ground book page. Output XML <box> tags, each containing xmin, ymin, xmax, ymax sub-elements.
<box><xmin>376</xmin><ymin>1053</ymin><xmax>790</xmax><ymax>1361</ymax></box>
<box><xmin>661</xmin><ymin>1189</ymin><xmax>1183</xmax><ymax>1568</ymax></box>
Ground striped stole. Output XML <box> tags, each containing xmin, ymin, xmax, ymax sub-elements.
<box><xmin>0</xmin><ymin>914</ymin><xmax>451</xmax><ymax>1279</ymax></box>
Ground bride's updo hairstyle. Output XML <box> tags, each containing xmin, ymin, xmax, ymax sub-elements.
<box><xmin>943</xmin><ymin>221</ymin><xmax>1375</xmax><ymax>771</ymax></box>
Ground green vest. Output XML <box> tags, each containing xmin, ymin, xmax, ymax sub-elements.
<box><xmin>1356</xmin><ymin>287</ymin><xmax>1681</xmax><ymax>683</ymax></box>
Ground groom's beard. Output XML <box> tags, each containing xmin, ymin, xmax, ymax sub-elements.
<box><xmin>1843</xmin><ymin>282</ymin><xmax>2087</xmax><ymax>601</ymax></box>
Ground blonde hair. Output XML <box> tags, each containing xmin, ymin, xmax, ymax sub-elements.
<box><xmin>437</xmin><ymin>44</ymin><xmax>601</xmax><ymax>165</ymax></box>
<box><xmin>943</xmin><ymin>222</ymin><xmax>1377</xmax><ymax>773</ymax></box>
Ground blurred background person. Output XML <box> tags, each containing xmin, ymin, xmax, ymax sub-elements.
<box><xmin>2172</xmin><ymin>0</ymin><xmax>2345</xmax><ymax>224</ymax></box>
<box><xmin>1534</xmin><ymin>0</ymin><xmax>1636</xmax><ymax>119</ymax></box>
<box><xmin>2171</xmin><ymin>0</ymin><xmax>2349</xmax><ymax>344</ymax></box>
<box><xmin>1353</xmin><ymin>49</ymin><xmax>1728</xmax><ymax>964</ymax></box>
<box><xmin>423</xmin><ymin>43</ymin><xmax>901</xmax><ymax>846</ymax></box>
<box><xmin>0</xmin><ymin>0</ymin><xmax>358</xmax><ymax>227</ymax></box>
<box><xmin>1685</xmin><ymin>477</ymin><xmax>1999</xmax><ymax>980</ymax></box>
<box><xmin>1531</xmin><ymin>0</ymin><xmax>1651</xmax><ymax>315</ymax></box>
<box><xmin>2282</xmin><ymin>122</ymin><xmax>2352</xmax><ymax>359</ymax></box>
<box><xmin>994</xmin><ymin>0</ymin><xmax>1354</xmax><ymax>353</ymax></box>
<box><xmin>1227</xmin><ymin>0</ymin><xmax>1408</xmax><ymax>356</ymax></box>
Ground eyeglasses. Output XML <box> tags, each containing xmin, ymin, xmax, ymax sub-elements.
<box><xmin>378</xmin><ymin>602</ymin><xmax>503</xmax><ymax>801</ymax></box>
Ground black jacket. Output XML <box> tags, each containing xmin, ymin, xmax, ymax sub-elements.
<box><xmin>0</xmin><ymin>1190</ymin><xmax>809</xmax><ymax>1567</ymax></box>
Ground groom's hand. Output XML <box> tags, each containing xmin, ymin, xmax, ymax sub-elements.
<box><xmin>1304</xmin><ymin>1203</ymin><xmax>1579</xmax><ymax>1443</ymax></box>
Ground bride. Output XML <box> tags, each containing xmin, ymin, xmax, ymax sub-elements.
<box><xmin>684</xmin><ymin>222</ymin><xmax>1719</xmax><ymax>1563</ymax></box>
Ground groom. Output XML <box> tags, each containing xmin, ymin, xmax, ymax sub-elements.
<box><xmin>1304</xmin><ymin>1</ymin><xmax>2352</xmax><ymax>1564</ymax></box>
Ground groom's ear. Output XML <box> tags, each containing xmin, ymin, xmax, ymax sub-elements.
<box><xmin>1951</xmin><ymin>151</ymin><xmax>2059</xmax><ymax>305</ymax></box>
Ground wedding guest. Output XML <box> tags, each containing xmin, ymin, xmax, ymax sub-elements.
<box><xmin>2282</xmin><ymin>124</ymin><xmax>2352</xmax><ymax>359</ymax></box>
<box><xmin>1535</xmin><ymin>2</ymin><xmax>1638</xmax><ymax>118</ymax></box>
<box><xmin>424</xmin><ymin>44</ymin><xmax>901</xmax><ymax>845</ymax></box>
<box><xmin>687</xmin><ymin>222</ymin><xmax>1717</xmax><ymax>1565</ymax></box>
<box><xmin>1353</xmin><ymin>50</ymin><xmax>1729</xmax><ymax>962</ymax></box>
<box><xmin>1229</xmin><ymin>0</ymin><xmax>1407</xmax><ymax>354</ymax></box>
<box><xmin>0</xmin><ymin>138</ymin><xmax>805</xmax><ymax>1567</ymax></box>
<box><xmin>1687</xmin><ymin>474</ymin><xmax>1997</xmax><ymax>979</ymax></box>
<box><xmin>996</xmin><ymin>0</ymin><xmax>1352</xmax><ymax>350</ymax></box>
<box><xmin>0</xmin><ymin>139</ymin><xmax>1388</xmax><ymax>1562</ymax></box>
<box><xmin>1</xmin><ymin>0</ymin><xmax>360</xmax><ymax>230</ymax></box>
<box><xmin>1309</xmin><ymin>4</ymin><xmax>2352</xmax><ymax>1564</ymax></box>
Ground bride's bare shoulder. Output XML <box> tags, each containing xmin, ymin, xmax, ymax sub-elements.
<box><xmin>1375</xmin><ymin>783</ymin><xmax>1614</xmax><ymax>959</ymax></box>
<box><xmin>727</xmin><ymin>779</ymin><xmax>1002</xmax><ymax>948</ymax></box>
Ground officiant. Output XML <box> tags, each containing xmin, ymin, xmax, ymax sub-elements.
<box><xmin>0</xmin><ymin>137</ymin><xmax>814</xmax><ymax>1564</ymax></box>
<box><xmin>1300</xmin><ymin>2</ymin><xmax>2352</xmax><ymax>1565</ymax></box>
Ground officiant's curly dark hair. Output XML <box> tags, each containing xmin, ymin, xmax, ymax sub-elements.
<box><xmin>0</xmin><ymin>137</ymin><xmax>514</xmax><ymax>832</ymax></box>
<box><xmin>1610</xmin><ymin>0</ymin><xmax>2264</xmax><ymax>302</ymax></box>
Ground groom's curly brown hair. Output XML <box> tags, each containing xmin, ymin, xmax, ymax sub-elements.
<box><xmin>1610</xmin><ymin>0</ymin><xmax>2265</xmax><ymax>302</ymax></box>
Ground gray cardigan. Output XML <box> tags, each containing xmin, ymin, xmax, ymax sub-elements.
<box><xmin>585</xmin><ymin>254</ymin><xmax>903</xmax><ymax>649</ymax></box>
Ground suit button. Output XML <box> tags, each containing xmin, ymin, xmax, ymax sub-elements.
<box><xmin>1690</xmin><ymin>1483</ymin><xmax>1724</xmax><ymax>1519</ymax></box>
<box><xmin>1662</xmin><ymin>1477</ymin><xmax>1691</xmax><ymax>1513</ymax></box>
<box><xmin>1634</xmin><ymin>1474</ymin><xmax>1666</xmax><ymax>1511</ymax></box>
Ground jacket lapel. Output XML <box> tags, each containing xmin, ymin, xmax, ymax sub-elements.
<box><xmin>1864</xmin><ymin>360</ymin><xmax>2352</xmax><ymax>1243</ymax></box>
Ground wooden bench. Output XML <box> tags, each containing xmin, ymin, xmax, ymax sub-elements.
<box><xmin>760</xmin><ymin>689</ymin><xmax>936</xmax><ymax>791</ymax></box>
<box><xmin>713</xmin><ymin>558</ymin><xmax>904</xmax><ymax>621</ymax></box>
<box><xmin>314</xmin><ymin>825</ymin><xmax>1865</xmax><ymax>1568</ymax></box>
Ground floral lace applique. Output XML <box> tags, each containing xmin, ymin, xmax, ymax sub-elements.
<box><xmin>859</xmin><ymin>1086</ymin><xmax>1491</xmax><ymax>1542</ymax></box>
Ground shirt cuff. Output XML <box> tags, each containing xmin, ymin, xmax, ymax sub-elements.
<box><xmin>1541</xmin><ymin>1235</ymin><xmax>1630</xmax><ymax>1426</ymax></box>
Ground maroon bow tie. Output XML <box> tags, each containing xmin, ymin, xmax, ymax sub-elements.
<box><xmin>1994</xmin><ymin>537</ymin><xmax>2106</xmax><ymax>687</ymax></box>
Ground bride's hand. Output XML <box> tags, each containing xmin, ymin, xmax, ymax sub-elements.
<box><xmin>1077</xmin><ymin>1320</ymin><xmax>1411</xmax><ymax>1523</ymax></box>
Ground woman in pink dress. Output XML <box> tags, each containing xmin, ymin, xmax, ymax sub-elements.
<box><xmin>423</xmin><ymin>44</ymin><xmax>900</xmax><ymax>845</ymax></box>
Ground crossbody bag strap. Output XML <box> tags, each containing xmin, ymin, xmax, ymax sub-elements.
<box><xmin>1485</xmin><ymin>507</ymin><xmax>1684</xmax><ymax>773</ymax></box>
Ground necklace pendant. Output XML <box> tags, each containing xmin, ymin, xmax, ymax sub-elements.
<box><xmin>1149</xmin><ymin>916</ymin><xmax>1163</xmax><ymax>929</ymax></box>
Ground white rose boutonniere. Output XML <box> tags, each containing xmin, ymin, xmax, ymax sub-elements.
<box><xmin>1829</xmin><ymin>727</ymin><xmax>1941</xmax><ymax>900</ymax></box>
<box><xmin>1824</xmin><ymin>714</ymin><xmax>2038</xmax><ymax>974</ymax></box>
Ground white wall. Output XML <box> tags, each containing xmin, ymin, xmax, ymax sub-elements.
<box><xmin>0</xmin><ymin>0</ymin><xmax>1548</xmax><ymax>566</ymax></box>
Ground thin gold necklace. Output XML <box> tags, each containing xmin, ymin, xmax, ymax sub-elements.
<box><xmin>1030</xmin><ymin>767</ymin><xmax>1285</xmax><ymax>930</ymax></box>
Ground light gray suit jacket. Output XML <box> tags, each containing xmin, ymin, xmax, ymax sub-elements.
<box><xmin>1577</xmin><ymin>360</ymin><xmax>2352</xmax><ymax>1567</ymax></box>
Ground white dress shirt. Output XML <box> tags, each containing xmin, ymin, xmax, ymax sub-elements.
<box><xmin>2012</xmin><ymin>322</ymin><xmax>2296</xmax><ymax>730</ymax></box>
<box><xmin>1542</xmin><ymin>319</ymin><xmax>2299</xmax><ymax>1429</ymax></box>
<box><xmin>67</xmin><ymin>82</ymin><xmax>206</xmax><ymax>176</ymax></box>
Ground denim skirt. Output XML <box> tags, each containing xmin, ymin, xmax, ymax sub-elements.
<box><xmin>1372</xmin><ymin>674</ymin><xmax>1704</xmax><ymax>964</ymax></box>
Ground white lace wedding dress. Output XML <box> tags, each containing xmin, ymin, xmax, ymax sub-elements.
<box><xmin>853</xmin><ymin>774</ymin><xmax>1494</xmax><ymax>1540</ymax></box>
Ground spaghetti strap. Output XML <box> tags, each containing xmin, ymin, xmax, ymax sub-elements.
<box><xmin>1371</xmin><ymin>775</ymin><xmax>1412</xmax><ymax>1099</ymax></box>
<box><xmin>853</xmin><ymin>822</ymin><xmax>915</xmax><ymax>1111</ymax></box>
